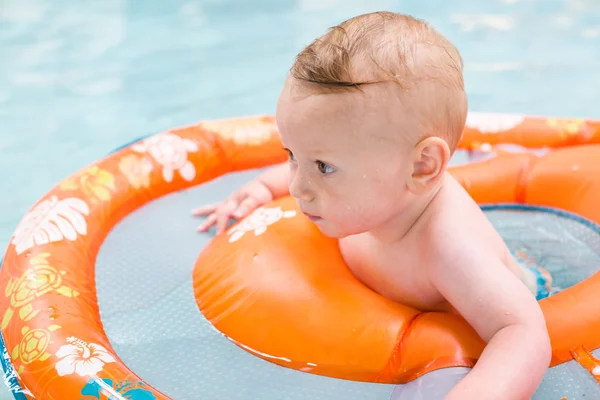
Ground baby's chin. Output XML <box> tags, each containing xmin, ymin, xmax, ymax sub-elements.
<box><xmin>311</xmin><ymin>219</ymin><xmax>368</xmax><ymax>239</ymax></box>
<box><xmin>309</xmin><ymin>218</ymin><xmax>343</xmax><ymax>238</ymax></box>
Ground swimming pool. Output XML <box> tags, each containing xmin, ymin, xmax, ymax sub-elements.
<box><xmin>1</xmin><ymin>0</ymin><xmax>600</xmax><ymax>398</ymax></box>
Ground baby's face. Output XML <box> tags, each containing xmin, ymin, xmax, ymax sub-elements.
<box><xmin>276</xmin><ymin>78</ymin><xmax>418</xmax><ymax>238</ymax></box>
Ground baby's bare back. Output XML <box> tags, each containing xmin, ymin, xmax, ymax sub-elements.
<box><xmin>339</xmin><ymin>175</ymin><xmax>530</xmax><ymax>312</ymax></box>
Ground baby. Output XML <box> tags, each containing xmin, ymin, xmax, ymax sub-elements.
<box><xmin>193</xmin><ymin>11</ymin><xmax>551</xmax><ymax>400</ymax></box>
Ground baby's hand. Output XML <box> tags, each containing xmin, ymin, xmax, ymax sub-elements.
<box><xmin>192</xmin><ymin>179</ymin><xmax>274</xmax><ymax>234</ymax></box>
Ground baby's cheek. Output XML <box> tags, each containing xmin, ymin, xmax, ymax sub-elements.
<box><xmin>336</xmin><ymin>204</ymin><xmax>371</xmax><ymax>226</ymax></box>
<box><xmin>322</xmin><ymin>201</ymin><xmax>351</xmax><ymax>224</ymax></box>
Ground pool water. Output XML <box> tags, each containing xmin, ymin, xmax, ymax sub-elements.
<box><xmin>1</xmin><ymin>0</ymin><xmax>600</xmax><ymax>398</ymax></box>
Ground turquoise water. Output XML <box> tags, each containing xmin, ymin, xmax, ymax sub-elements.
<box><xmin>1</xmin><ymin>0</ymin><xmax>600</xmax><ymax>398</ymax></box>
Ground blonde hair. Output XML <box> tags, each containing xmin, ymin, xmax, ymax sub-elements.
<box><xmin>290</xmin><ymin>11</ymin><xmax>467</xmax><ymax>152</ymax></box>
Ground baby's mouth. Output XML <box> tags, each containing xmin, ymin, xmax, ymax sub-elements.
<box><xmin>302</xmin><ymin>211</ymin><xmax>322</xmax><ymax>222</ymax></box>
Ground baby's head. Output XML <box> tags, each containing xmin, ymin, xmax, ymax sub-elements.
<box><xmin>276</xmin><ymin>11</ymin><xmax>467</xmax><ymax>239</ymax></box>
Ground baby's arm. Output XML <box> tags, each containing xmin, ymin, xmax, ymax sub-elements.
<box><xmin>256</xmin><ymin>162</ymin><xmax>291</xmax><ymax>199</ymax></box>
<box><xmin>193</xmin><ymin>162</ymin><xmax>290</xmax><ymax>233</ymax></box>
<box><xmin>428</xmin><ymin>226</ymin><xmax>551</xmax><ymax>399</ymax></box>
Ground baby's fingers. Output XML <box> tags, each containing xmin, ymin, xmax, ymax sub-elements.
<box><xmin>215</xmin><ymin>200</ymin><xmax>238</xmax><ymax>235</ymax></box>
<box><xmin>232</xmin><ymin>197</ymin><xmax>258</xmax><ymax>219</ymax></box>
<box><xmin>197</xmin><ymin>213</ymin><xmax>217</xmax><ymax>232</ymax></box>
<box><xmin>191</xmin><ymin>204</ymin><xmax>217</xmax><ymax>216</ymax></box>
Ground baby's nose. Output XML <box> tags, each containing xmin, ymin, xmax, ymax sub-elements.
<box><xmin>289</xmin><ymin>174</ymin><xmax>314</xmax><ymax>202</ymax></box>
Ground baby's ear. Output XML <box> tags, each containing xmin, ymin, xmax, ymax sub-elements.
<box><xmin>407</xmin><ymin>136</ymin><xmax>450</xmax><ymax>195</ymax></box>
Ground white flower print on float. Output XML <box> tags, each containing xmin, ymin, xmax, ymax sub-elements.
<box><xmin>132</xmin><ymin>132</ymin><xmax>198</xmax><ymax>183</ymax></box>
<box><xmin>201</xmin><ymin>116</ymin><xmax>277</xmax><ymax>146</ymax></box>
<box><xmin>465</xmin><ymin>112</ymin><xmax>526</xmax><ymax>133</ymax></box>
<box><xmin>55</xmin><ymin>336</ymin><xmax>116</xmax><ymax>377</ymax></box>
<box><xmin>228</xmin><ymin>206</ymin><xmax>297</xmax><ymax>243</ymax></box>
<box><xmin>11</xmin><ymin>196</ymin><xmax>89</xmax><ymax>255</ymax></box>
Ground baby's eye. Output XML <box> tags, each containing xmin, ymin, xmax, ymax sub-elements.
<box><xmin>316</xmin><ymin>160</ymin><xmax>335</xmax><ymax>174</ymax></box>
<box><xmin>284</xmin><ymin>148</ymin><xmax>295</xmax><ymax>161</ymax></box>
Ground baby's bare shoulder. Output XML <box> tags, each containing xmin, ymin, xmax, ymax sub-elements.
<box><xmin>423</xmin><ymin>178</ymin><xmax>507</xmax><ymax>264</ymax></box>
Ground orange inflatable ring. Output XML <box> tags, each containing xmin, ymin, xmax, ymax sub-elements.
<box><xmin>1</xmin><ymin>113</ymin><xmax>600</xmax><ymax>399</ymax></box>
<box><xmin>460</xmin><ymin>112</ymin><xmax>600</xmax><ymax>150</ymax></box>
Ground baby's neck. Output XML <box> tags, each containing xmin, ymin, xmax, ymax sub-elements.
<box><xmin>366</xmin><ymin>173</ymin><xmax>447</xmax><ymax>244</ymax></box>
